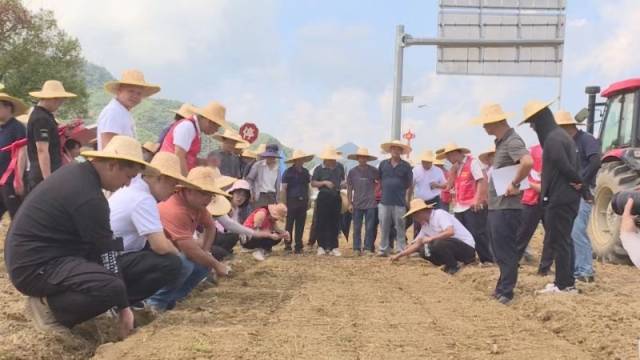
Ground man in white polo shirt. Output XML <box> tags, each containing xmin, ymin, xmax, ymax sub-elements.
<box><xmin>391</xmin><ymin>199</ymin><xmax>476</xmax><ymax>275</ymax></box>
<box><xmin>410</xmin><ymin>150</ymin><xmax>447</xmax><ymax>236</ymax></box>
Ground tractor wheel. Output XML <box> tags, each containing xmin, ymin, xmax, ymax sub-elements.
<box><xmin>588</xmin><ymin>161</ymin><xmax>639</xmax><ymax>264</ymax></box>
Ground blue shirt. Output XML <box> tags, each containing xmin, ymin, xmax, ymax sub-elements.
<box><xmin>282</xmin><ymin>166</ymin><xmax>311</xmax><ymax>199</ymax></box>
<box><xmin>0</xmin><ymin>118</ymin><xmax>26</xmax><ymax>176</ymax></box>
<box><xmin>378</xmin><ymin>159</ymin><xmax>412</xmax><ymax>207</ymax></box>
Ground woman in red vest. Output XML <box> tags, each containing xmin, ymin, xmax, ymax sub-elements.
<box><xmin>242</xmin><ymin>203</ymin><xmax>290</xmax><ymax>261</ymax></box>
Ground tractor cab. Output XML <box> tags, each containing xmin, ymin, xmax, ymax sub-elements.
<box><xmin>595</xmin><ymin>79</ymin><xmax>640</xmax><ymax>154</ymax></box>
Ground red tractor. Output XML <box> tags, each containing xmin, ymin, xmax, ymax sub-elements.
<box><xmin>585</xmin><ymin>78</ymin><xmax>640</xmax><ymax>263</ymax></box>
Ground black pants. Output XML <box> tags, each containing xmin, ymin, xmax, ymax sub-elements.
<box><xmin>422</xmin><ymin>238</ymin><xmax>476</xmax><ymax>271</ymax></box>
<box><xmin>285</xmin><ymin>197</ymin><xmax>308</xmax><ymax>251</ymax></box>
<box><xmin>211</xmin><ymin>232</ymin><xmax>240</xmax><ymax>260</ymax></box>
<box><xmin>455</xmin><ymin>208</ymin><xmax>494</xmax><ymax>263</ymax></box>
<box><xmin>244</xmin><ymin>237</ymin><xmax>281</xmax><ymax>251</ymax></box>
<box><xmin>488</xmin><ymin>209</ymin><xmax>522</xmax><ymax>300</ymax></box>
<box><xmin>315</xmin><ymin>190</ymin><xmax>341</xmax><ymax>251</ymax></box>
<box><xmin>11</xmin><ymin>251</ymin><xmax>181</xmax><ymax>327</ymax></box>
<box><xmin>544</xmin><ymin>201</ymin><xmax>579</xmax><ymax>289</ymax></box>
<box><xmin>0</xmin><ymin>176</ymin><xmax>22</xmax><ymax>219</ymax></box>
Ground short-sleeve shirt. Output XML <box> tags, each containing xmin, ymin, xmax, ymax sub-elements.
<box><xmin>158</xmin><ymin>192</ymin><xmax>214</xmax><ymax>246</ymax></box>
<box><xmin>26</xmin><ymin>106</ymin><xmax>62</xmax><ymax>184</ymax></box>
<box><xmin>282</xmin><ymin>165</ymin><xmax>311</xmax><ymax>200</ymax></box>
<box><xmin>97</xmin><ymin>98</ymin><xmax>135</xmax><ymax>150</ymax></box>
<box><xmin>347</xmin><ymin>164</ymin><xmax>379</xmax><ymax>209</ymax></box>
<box><xmin>312</xmin><ymin>164</ymin><xmax>345</xmax><ymax>193</ymax></box>
<box><xmin>214</xmin><ymin>150</ymin><xmax>243</xmax><ymax>178</ymax></box>
<box><xmin>573</xmin><ymin>130</ymin><xmax>601</xmax><ymax>188</ymax></box>
<box><xmin>5</xmin><ymin>162</ymin><xmax>113</xmax><ymax>283</ymax></box>
<box><xmin>171</xmin><ymin>117</ymin><xmax>199</xmax><ymax>151</ymax></box>
<box><xmin>489</xmin><ymin>128</ymin><xmax>529</xmax><ymax>210</ymax></box>
<box><xmin>0</xmin><ymin>118</ymin><xmax>26</xmax><ymax>176</ymax></box>
<box><xmin>418</xmin><ymin>209</ymin><xmax>475</xmax><ymax>249</ymax></box>
<box><xmin>378</xmin><ymin>159</ymin><xmax>413</xmax><ymax>207</ymax></box>
<box><xmin>109</xmin><ymin>177</ymin><xmax>163</xmax><ymax>253</ymax></box>
<box><xmin>412</xmin><ymin>165</ymin><xmax>446</xmax><ymax>202</ymax></box>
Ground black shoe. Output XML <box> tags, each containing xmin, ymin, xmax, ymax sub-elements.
<box><xmin>575</xmin><ymin>275</ymin><xmax>595</xmax><ymax>283</ymax></box>
<box><xmin>442</xmin><ymin>265</ymin><xmax>460</xmax><ymax>275</ymax></box>
<box><xmin>294</xmin><ymin>249</ymin><xmax>303</xmax><ymax>255</ymax></box>
<box><xmin>537</xmin><ymin>270</ymin><xmax>550</xmax><ymax>277</ymax></box>
<box><xmin>496</xmin><ymin>295</ymin><xmax>512</xmax><ymax>305</ymax></box>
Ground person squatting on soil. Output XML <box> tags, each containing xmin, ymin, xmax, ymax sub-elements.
<box><xmin>242</xmin><ymin>203</ymin><xmax>290</xmax><ymax>261</ymax></box>
<box><xmin>346</xmin><ymin>148</ymin><xmax>379</xmax><ymax>256</ymax></box>
<box><xmin>391</xmin><ymin>199</ymin><xmax>476</xmax><ymax>274</ymax></box>
<box><xmin>524</xmin><ymin>101</ymin><xmax>583</xmax><ymax>295</ymax></box>
<box><xmin>311</xmin><ymin>147</ymin><xmax>345</xmax><ymax>256</ymax></box>
<box><xmin>282</xmin><ymin>150</ymin><xmax>313</xmax><ymax>254</ymax></box>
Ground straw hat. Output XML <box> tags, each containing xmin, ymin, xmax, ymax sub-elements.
<box><xmin>319</xmin><ymin>146</ymin><xmax>341</xmax><ymax>160</ymax></box>
<box><xmin>470</xmin><ymin>103</ymin><xmax>514</xmax><ymax>125</ymax></box>
<box><xmin>211</xmin><ymin>167</ymin><xmax>237</xmax><ymax>189</ymax></box>
<box><xmin>435</xmin><ymin>142</ymin><xmax>471</xmax><ymax>160</ymax></box>
<box><xmin>29</xmin><ymin>80</ymin><xmax>77</xmax><ymax>99</ymax></box>
<box><xmin>81</xmin><ymin>135</ymin><xmax>154</xmax><ymax>169</ymax></box>
<box><xmin>267</xmin><ymin>203</ymin><xmax>288</xmax><ymax>221</ymax></box>
<box><xmin>519</xmin><ymin>99</ymin><xmax>555</xmax><ymax>125</ymax></box>
<box><xmin>478</xmin><ymin>146</ymin><xmax>496</xmax><ymax>164</ymax></box>
<box><xmin>180</xmin><ymin>166</ymin><xmax>229</xmax><ymax>196</ymax></box>
<box><xmin>142</xmin><ymin>141</ymin><xmax>160</xmax><ymax>154</ymax></box>
<box><xmin>418</xmin><ymin>150</ymin><xmax>436</xmax><ymax>163</ymax></box>
<box><xmin>347</xmin><ymin>147</ymin><xmax>378</xmax><ymax>161</ymax></box>
<box><xmin>554</xmin><ymin>110</ymin><xmax>578</xmax><ymax>126</ymax></box>
<box><xmin>286</xmin><ymin>149</ymin><xmax>314</xmax><ymax>164</ymax></box>
<box><xmin>193</xmin><ymin>101</ymin><xmax>227</xmax><ymax>128</ymax></box>
<box><xmin>207</xmin><ymin>196</ymin><xmax>232</xmax><ymax>217</ymax></box>
<box><xmin>213</xmin><ymin>129</ymin><xmax>243</xmax><ymax>143</ymax></box>
<box><xmin>0</xmin><ymin>93</ymin><xmax>28</xmax><ymax>116</ymax></box>
<box><xmin>403</xmin><ymin>198</ymin><xmax>437</xmax><ymax>218</ymax></box>
<box><xmin>235</xmin><ymin>141</ymin><xmax>250</xmax><ymax>150</ymax></box>
<box><xmin>241</xmin><ymin>149</ymin><xmax>257</xmax><ymax>159</ymax></box>
<box><xmin>170</xmin><ymin>103</ymin><xmax>195</xmax><ymax>119</ymax></box>
<box><xmin>146</xmin><ymin>151</ymin><xmax>188</xmax><ymax>183</ymax></box>
<box><xmin>433</xmin><ymin>158</ymin><xmax>445</xmax><ymax>166</ymax></box>
<box><xmin>380</xmin><ymin>140</ymin><xmax>411</xmax><ymax>155</ymax></box>
<box><xmin>104</xmin><ymin>69</ymin><xmax>160</xmax><ymax>97</ymax></box>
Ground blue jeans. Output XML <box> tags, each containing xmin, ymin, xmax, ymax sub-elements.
<box><xmin>572</xmin><ymin>199</ymin><xmax>594</xmax><ymax>277</ymax></box>
<box><xmin>352</xmin><ymin>208</ymin><xmax>377</xmax><ymax>251</ymax></box>
<box><xmin>146</xmin><ymin>253</ymin><xmax>209</xmax><ymax>311</ymax></box>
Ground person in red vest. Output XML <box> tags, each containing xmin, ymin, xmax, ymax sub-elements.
<box><xmin>160</xmin><ymin>101</ymin><xmax>227</xmax><ymax>176</ymax></box>
<box><xmin>433</xmin><ymin>157</ymin><xmax>451</xmax><ymax>211</ymax></box>
<box><xmin>437</xmin><ymin>143</ymin><xmax>492</xmax><ymax>264</ymax></box>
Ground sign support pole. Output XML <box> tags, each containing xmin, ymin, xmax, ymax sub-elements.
<box><xmin>391</xmin><ymin>25</ymin><xmax>405</xmax><ymax>140</ymax></box>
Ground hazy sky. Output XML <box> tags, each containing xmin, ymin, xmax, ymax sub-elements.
<box><xmin>24</xmin><ymin>0</ymin><xmax>640</xmax><ymax>157</ymax></box>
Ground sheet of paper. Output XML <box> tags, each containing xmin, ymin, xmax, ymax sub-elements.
<box><xmin>492</xmin><ymin>165</ymin><xmax>530</xmax><ymax>196</ymax></box>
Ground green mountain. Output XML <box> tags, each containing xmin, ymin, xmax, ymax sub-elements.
<box><xmin>83</xmin><ymin>62</ymin><xmax>292</xmax><ymax>157</ymax></box>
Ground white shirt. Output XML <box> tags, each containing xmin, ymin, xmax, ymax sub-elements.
<box><xmin>252</xmin><ymin>160</ymin><xmax>279</xmax><ymax>193</ymax></box>
<box><xmin>108</xmin><ymin>177</ymin><xmax>163</xmax><ymax>253</ymax></box>
<box><xmin>418</xmin><ymin>209</ymin><xmax>475</xmax><ymax>249</ymax></box>
<box><xmin>97</xmin><ymin>98</ymin><xmax>135</xmax><ymax>150</ymax></box>
<box><xmin>413</xmin><ymin>164</ymin><xmax>446</xmax><ymax>201</ymax></box>
<box><xmin>172</xmin><ymin>115</ymin><xmax>200</xmax><ymax>151</ymax></box>
<box><xmin>452</xmin><ymin>156</ymin><xmax>484</xmax><ymax>213</ymax></box>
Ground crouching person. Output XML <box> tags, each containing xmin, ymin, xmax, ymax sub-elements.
<box><xmin>242</xmin><ymin>203</ymin><xmax>289</xmax><ymax>261</ymax></box>
<box><xmin>145</xmin><ymin>167</ymin><xmax>230</xmax><ymax>311</ymax></box>
<box><xmin>4</xmin><ymin>136</ymin><xmax>164</xmax><ymax>338</ymax></box>
<box><xmin>391</xmin><ymin>199</ymin><xmax>476</xmax><ymax>275</ymax></box>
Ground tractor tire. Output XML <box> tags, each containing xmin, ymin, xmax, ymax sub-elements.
<box><xmin>588</xmin><ymin>161</ymin><xmax>638</xmax><ymax>264</ymax></box>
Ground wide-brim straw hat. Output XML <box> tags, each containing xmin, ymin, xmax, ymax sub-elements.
<box><xmin>81</xmin><ymin>135</ymin><xmax>155</xmax><ymax>170</ymax></box>
<box><xmin>347</xmin><ymin>147</ymin><xmax>377</xmax><ymax>161</ymax></box>
<box><xmin>268</xmin><ymin>203</ymin><xmax>288</xmax><ymax>221</ymax></box>
<box><xmin>213</xmin><ymin>129</ymin><xmax>244</xmax><ymax>143</ymax></box>
<box><xmin>433</xmin><ymin>158</ymin><xmax>445</xmax><ymax>166</ymax></box>
<box><xmin>241</xmin><ymin>149</ymin><xmax>257</xmax><ymax>159</ymax></box>
<box><xmin>380</xmin><ymin>140</ymin><xmax>411</xmax><ymax>155</ymax></box>
<box><xmin>478</xmin><ymin>146</ymin><xmax>496</xmax><ymax>164</ymax></box>
<box><xmin>470</xmin><ymin>103</ymin><xmax>514</xmax><ymax>125</ymax></box>
<box><xmin>104</xmin><ymin>69</ymin><xmax>160</xmax><ymax>97</ymax></box>
<box><xmin>554</xmin><ymin>110</ymin><xmax>579</xmax><ymax>126</ymax></box>
<box><xmin>418</xmin><ymin>150</ymin><xmax>436</xmax><ymax>163</ymax></box>
<box><xmin>207</xmin><ymin>195</ymin><xmax>232</xmax><ymax>217</ymax></box>
<box><xmin>193</xmin><ymin>101</ymin><xmax>227</xmax><ymax>128</ymax></box>
<box><xmin>0</xmin><ymin>93</ymin><xmax>29</xmax><ymax>116</ymax></box>
<box><xmin>319</xmin><ymin>146</ymin><xmax>341</xmax><ymax>160</ymax></box>
<box><xmin>142</xmin><ymin>141</ymin><xmax>160</xmax><ymax>154</ymax></box>
<box><xmin>29</xmin><ymin>80</ymin><xmax>77</xmax><ymax>99</ymax></box>
<box><xmin>403</xmin><ymin>198</ymin><xmax>437</xmax><ymax>218</ymax></box>
<box><xmin>519</xmin><ymin>99</ymin><xmax>555</xmax><ymax>125</ymax></box>
<box><xmin>286</xmin><ymin>149</ymin><xmax>314</xmax><ymax>164</ymax></box>
<box><xmin>436</xmin><ymin>142</ymin><xmax>471</xmax><ymax>160</ymax></box>
<box><xmin>170</xmin><ymin>103</ymin><xmax>195</xmax><ymax>119</ymax></box>
<box><xmin>146</xmin><ymin>151</ymin><xmax>189</xmax><ymax>184</ymax></box>
<box><xmin>235</xmin><ymin>141</ymin><xmax>250</xmax><ymax>150</ymax></box>
<box><xmin>179</xmin><ymin>166</ymin><xmax>229</xmax><ymax>197</ymax></box>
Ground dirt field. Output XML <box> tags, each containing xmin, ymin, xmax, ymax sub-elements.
<box><xmin>1</xmin><ymin>219</ymin><xmax>639</xmax><ymax>360</ymax></box>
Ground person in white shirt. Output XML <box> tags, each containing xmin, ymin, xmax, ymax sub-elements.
<box><xmin>97</xmin><ymin>69</ymin><xmax>160</xmax><ymax>149</ymax></box>
<box><xmin>246</xmin><ymin>144</ymin><xmax>282</xmax><ymax>207</ymax></box>
<box><xmin>391</xmin><ymin>199</ymin><xmax>476</xmax><ymax>275</ymax></box>
<box><xmin>410</xmin><ymin>150</ymin><xmax>447</xmax><ymax>237</ymax></box>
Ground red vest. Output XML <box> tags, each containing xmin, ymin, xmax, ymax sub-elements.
<box><xmin>243</xmin><ymin>207</ymin><xmax>273</xmax><ymax>230</ymax></box>
<box><xmin>440</xmin><ymin>169</ymin><xmax>452</xmax><ymax>204</ymax></box>
<box><xmin>522</xmin><ymin>144</ymin><xmax>543</xmax><ymax>206</ymax></box>
<box><xmin>454</xmin><ymin>156</ymin><xmax>477</xmax><ymax>206</ymax></box>
<box><xmin>160</xmin><ymin>118</ymin><xmax>201</xmax><ymax>171</ymax></box>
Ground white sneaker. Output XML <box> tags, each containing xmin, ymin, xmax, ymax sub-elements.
<box><xmin>536</xmin><ymin>283</ymin><xmax>579</xmax><ymax>295</ymax></box>
<box><xmin>252</xmin><ymin>249</ymin><xmax>266</xmax><ymax>261</ymax></box>
<box><xmin>316</xmin><ymin>247</ymin><xmax>326</xmax><ymax>256</ymax></box>
<box><xmin>330</xmin><ymin>248</ymin><xmax>342</xmax><ymax>257</ymax></box>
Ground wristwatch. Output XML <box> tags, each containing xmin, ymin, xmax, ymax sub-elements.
<box><xmin>511</xmin><ymin>181</ymin><xmax>521</xmax><ymax>189</ymax></box>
